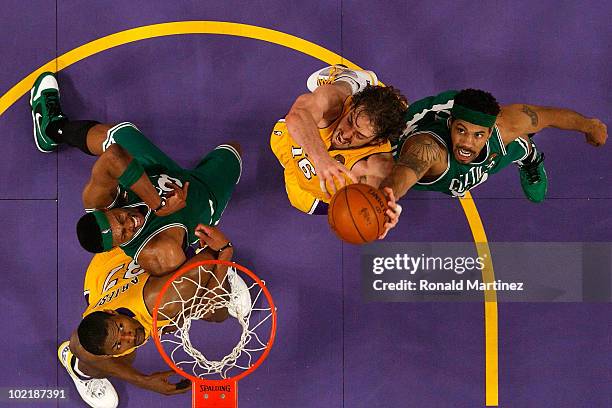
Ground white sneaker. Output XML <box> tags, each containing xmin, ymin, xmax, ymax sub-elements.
<box><xmin>306</xmin><ymin>64</ymin><xmax>379</xmax><ymax>93</ymax></box>
<box><xmin>226</xmin><ymin>267</ymin><xmax>252</xmax><ymax>319</ymax></box>
<box><xmin>58</xmin><ymin>341</ymin><xmax>119</xmax><ymax>408</ymax></box>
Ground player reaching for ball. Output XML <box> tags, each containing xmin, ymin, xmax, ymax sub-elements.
<box><xmin>328</xmin><ymin>183</ymin><xmax>391</xmax><ymax>244</ymax></box>
<box><xmin>58</xmin><ymin>225</ymin><xmax>245</xmax><ymax>408</ymax></box>
<box><xmin>378</xmin><ymin>88</ymin><xmax>608</xmax><ymax>237</ymax></box>
<box><xmin>270</xmin><ymin>65</ymin><xmax>407</xmax><ymax>217</ymax></box>
<box><xmin>30</xmin><ymin>72</ymin><xmax>242</xmax><ymax>276</ymax></box>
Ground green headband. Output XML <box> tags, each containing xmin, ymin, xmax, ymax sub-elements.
<box><xmin>451</xmin><ymin>104</ymin><xmax>497</xmax><ymax>128</ymax></box>
<box><xmin>92</xmin><ymin>210</ymin><xmax>114</xmax><ymax>251</ymax></box>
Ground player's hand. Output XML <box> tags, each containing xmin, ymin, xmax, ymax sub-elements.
<box><xmin>195</xmin><ymin>224</ymin><xmax>232</xmax><ymax>252</ymax></box>
<box><xmin>378</xmin><ymin>187</ymin><xmax>402</xmax><ymax>240</ymax></box>
<box><xmin>144</xmin><ymin>370</ymin><xmax>191</xmax><ymax>395</ymax></box>
<box><xmin>155</xmin><ymin>182</ymin><xmax>190</xmax><ymax>217</ymax></box>
<box><xmin>585</xmin><ymin>119</ymin><xmax>607</xmax><ymax>147</ymax></box>
<box><xmin>315</xmin><ymin>155</ymin><xmax>357</xmax><ymax>198</ymax></box>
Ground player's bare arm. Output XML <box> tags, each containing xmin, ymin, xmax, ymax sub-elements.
<box><xmin>285</xmin><ymin>82</ymin><xmax>357</xmax><ymax>194</ymax></box>
<box><xmin>380</xmin><ymin>133</ymin><xmax>444</xmax><ymax>200</ymax></box>
<box><xmin>68</xmin><ymin>331</ymin><xmax>188</xmax><ymax>395</ymax></box>
<box><xmin>352</xmin><ymin>152</ymin><xmax>394</xmax><ymax>188</ymax></box>
<box><xmin>199</xmin><ymin>227</ymin><xmax>233</xmax><ymax>322</ymax></box>
<box><xmin>498</xmin><ymin>104</ymin><xmax>608</xmax><ymax>146</ymax></box>
<box><xmin>194</xmin><ymin>224</ymin><xmax>234</xmax><ymax>288</ymax></box>
<box><xmin>82</xmin><ymin>143</ymin><xmax>189</xmax><ymax>216</ymax></box>
<box><xmin>137</xmin><ymin>229</ymin><xmax>188</xmax><ymax>276</ymax></box>
<box><xmin>145</xmin><ymin>231</ymin><xmax>232</xmax><ymax>324</ymax></box>
<box><xmin>191</xmin><ymin>250</ymin><xmax>233</xmax><ymax>323</ymax></box>
<box><xmin>200</xmin><ymin>252</ymin><xmax>233</xmax><ymax>322</ymax></box>
<box><xmin>377</xmin><ymin>134</ymin><xmax>444</xmax><ymax>239</ymax></box>
<box><xmin>286</xmin><ymin>82</ymin><xmax>352</xmax><ymax>141</ymax></box>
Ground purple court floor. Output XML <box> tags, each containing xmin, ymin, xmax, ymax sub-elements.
<box><xmin>0</xmin><ymin>1</ymin><xmax>610</xmax><ymax>407</ymax></box>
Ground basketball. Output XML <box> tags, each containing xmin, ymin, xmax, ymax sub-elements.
<box><xmin>328</xmin><ymin>184</ymin><xmax>388</xmax><ymax>244</ymax></box>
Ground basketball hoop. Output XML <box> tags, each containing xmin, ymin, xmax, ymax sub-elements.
<box><xmin>152</xmin><ymin>260</ymin><xmax>277</xmax><ymax>407</ymax></box>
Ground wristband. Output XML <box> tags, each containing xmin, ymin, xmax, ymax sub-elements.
<box><xmin>215</xmin><ymin>242</ymin><xmax>233</xmax><ymax>253</ymax></box>
<box><xmin>118</xmin><ymin>160</ymin><xmax>145</xmax><ymax>188</ymax></box>
<box><xmin>152</xmin><ymin>196</ymin><xmax>167</xmax><ymax>213</ymax></box>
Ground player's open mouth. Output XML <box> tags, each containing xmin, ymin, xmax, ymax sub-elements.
<box><xmin>335</xmin><ymin>133</ymin><xmax>348</xmax><ymax>146</ymax></box>
<box><xmin>131</xmin><ymin>214</ymin><xmax>144</xmax><ymax>230</ymax></box>
<box><xmin>456</xmin><ymin>148</ymin><xmax>474</xmax><ymax>161</ymax></box>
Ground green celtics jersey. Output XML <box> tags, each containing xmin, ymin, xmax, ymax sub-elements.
<box><xmin>403</xmin><ymin>90</ymin><xmax>458</xmax><ymax>131</ymax></box>
<box><xmin>98</xmin><ymin>122</ymin><xmax>241</xmax><ymax>261</ymax></box>
<box><xmin>394</xmin><ymin>92</ymin><xmax>531</xmax><ymax>197</ymax></box>
<box><xmin>115</xmin><ymin>166</ymin><xmax>215</xmax><ymax>259</ymax></box>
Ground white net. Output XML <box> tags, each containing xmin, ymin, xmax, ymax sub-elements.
<box><xmin>155</xmin><ymin>265</ymin><xmax>275</xmax><ymax>379</ymax></box>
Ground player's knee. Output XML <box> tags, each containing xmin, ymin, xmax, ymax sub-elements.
<box><xmin>100</xmin><ymin>143</ymin><xmax>131</xmax><ymax>170</ymax></box>
<box><xmin>86</xmin><ymin>124</ymin><xmax>114</xmax><ymax>156</ymax></box>
<box><xmin>95</xmin><ymin>124</ymin><xmax>114</xmax><ymax>133</ymax></box>
<box><xmin>225</xmin><ymin>142</ymin><xmax>242</xmax><ymax>157</ymax></box>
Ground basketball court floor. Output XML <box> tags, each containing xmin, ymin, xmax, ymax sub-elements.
<box><xmin>1</xmin><ymin>1</ymin><xmax>610</xmax><ymax>407</ymax></box>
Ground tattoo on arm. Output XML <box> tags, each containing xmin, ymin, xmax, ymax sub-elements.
<box><xmin>406</xmin><ymin>139</ymin><xmax>442</xmax><ymax>163</ymax></box>
<box><xmin>358</xmin><ymin>175</ymin><xmax>367</xmax><ymax>183</ymax></box>
<box><xmin>396</xmin><ymin>138</ymin><xmax>441</xmax><ymax>177</ymax></box>
<box><xmin>522</xmin><ymin>105</ymin><xmax>539</xmax><ymax>126</ymax></box>
<box><xmin>396</xmin><ymin>155</ymin><xmax>429</xmax><ymax>177</ymax></box>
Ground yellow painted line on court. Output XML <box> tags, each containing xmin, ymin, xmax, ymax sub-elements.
<box><xmin>0</xmin><ymin>20</ymin><xmax>499</xmax><ymax>406</ymax></box>
<box><xmin>0</xmin><ymin>21</ymin><xmax>348</xmax><ymax>116</ymax></box>
<box><xmin>460</xmin><ymin>192</ymin><xmax>498</xmax><ymax>406</ymax></box>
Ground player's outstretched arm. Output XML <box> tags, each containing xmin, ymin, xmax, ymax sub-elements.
<box><xmin>138</xmin><ymin>224</ymin><xmax>231</xmax><ymax>278</ymax></box>
<box><xmin>195</xmin><ymin>225</ymin><xmax>233</xmax><ymax>323</ymax></box>
<box><xmin>82</xmin><ymin>144</ymin><xmax>188</xmax><ymax>215</ymax></box>
<box><xmin>352</xmin><ymin>152</ymin><xmax>394</xmax><ymax>188</ymax></box>
<box><xmin>194</xmin><ymin>224</ymin><xmax>234</xmax><ymax>290</ymax></box>
<box><xmin>148</xmin><ymin>225</ymin><xmax>234</xmax><ymax>322</ymax></box>
<box><xmin>285</xmin><ymin>83</ymin><xmax>357</xmax><ymax>196</ymax></box>
<box><xmin>377</xmin><ymin>134</ymin><xmax>442</xmax><ymax>239</ymax></box>
<box><xmin>498</xmin><ymin>104</ymin><xmax>608</xmax><ymax>146</ymax></box>
<box><xmin>68</xmin><ymin>332</ymin><xmax>190</xmax><ymax>395</ymax></box>
<box><xmin>380</xmin><ymin>134</ymin><xmax>441</xmax><ymax>200</ymax></box>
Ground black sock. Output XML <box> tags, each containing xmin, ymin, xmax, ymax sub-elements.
<box><xmin>46</xmin><ymin>120</ymin><xmax>99</xmax><ymax>156</ymax></box>
<box><xmin>69</xmin><ymin>355</ymin><xmax>92</xmax><ymax>381</ymax></box>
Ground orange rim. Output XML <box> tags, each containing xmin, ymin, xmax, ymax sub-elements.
<box><xmin>152</xmin><ymin>259</ymin><xmax>277</xmax><ymax>384</ymax></box>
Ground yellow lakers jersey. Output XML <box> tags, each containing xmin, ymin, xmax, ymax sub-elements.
<box><xmin>270</xmin><ymin>99</ymin><xmax>391</xmax><ymax>214</ymax></box>
<box><xmin>83</xmin><ymin>248</ymin><xmax>168</xmax><ymax>355</ymax></box>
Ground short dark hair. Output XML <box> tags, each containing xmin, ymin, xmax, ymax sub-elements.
<box><xmin>78</xmin><ymin>311</ymin><xmax>113</xmax><ymax>355</ymax></box>
<box><xmin>453</xmin><ymin>88</ymin><xmax>501</xmax><ymax>117</ymax></box>
<box><xmin>76</xmin><ymin>213</ymin><xmax>104</xmax><ymax>253</ymax></box>
<box><xmin>350</xmin><ymin>85</ymin><xmax>408</xmax><ymax>143</ymax></box>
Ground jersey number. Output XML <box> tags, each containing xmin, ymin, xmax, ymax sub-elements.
<box><xmin>298</xmin><ymin>157</ymin><xmax>317</xmax><ymax>180</ymax></box>
<box><xmin>102</xmin><ymin>260</ymin><xmax>146</xmax><ymax>293</ymax></box>
<box><xmin>292</xmin><ymin>146</ymin><xmax>317</xmax><ymax>180</ymax></box>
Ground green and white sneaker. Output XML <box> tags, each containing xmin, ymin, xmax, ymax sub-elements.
<box><xmin>58</xmin><ymin>341</ymin><xmax>118</xmax><ymax>408</ymax></box>
<box><xmin>30</xmin><ymin>72</ymin><xmax>66</xmax><ymax>153</ymax></box>
<box><xmin>519</xmin><ymin>152</ymin><xmax>547</xmax><ymax>203</ymax></box>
